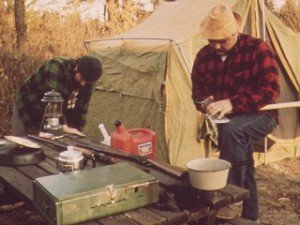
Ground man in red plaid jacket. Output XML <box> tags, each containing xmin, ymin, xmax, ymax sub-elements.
<box><xmin>191</xmin><ymin>4</ymin><xmax>280</xmax><ymax>222</ymax></box>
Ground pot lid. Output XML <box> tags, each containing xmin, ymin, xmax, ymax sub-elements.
<box><xmin>4</xmin><ymin>136</ymin><xmax>41</xmax><ymax>149</ymax></box>
<box><xmin>59</xmin><ymin>147</ymin><xmax>83</xmax><ymax>160</ymax></box>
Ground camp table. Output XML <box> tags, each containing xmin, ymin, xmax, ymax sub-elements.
<box><xmin>0</xmin><ymin>134</ymin><xmax>249</xmax><ymax>225</ymax></box>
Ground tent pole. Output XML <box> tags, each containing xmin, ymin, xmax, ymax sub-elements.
<box><xmin>259</xmin><ymin>0</ymin><xmax>266</xmax><ymax>41</ymax></box>
<box><xmin>84</xmin><ymin>37</ymin><xmax>192</xmax><ymax>74</ymax></box>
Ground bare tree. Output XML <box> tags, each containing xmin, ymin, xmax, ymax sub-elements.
<box><xmin>104</xmin><ymin>0</ymin><xmax>119</xmax><ymax>22</ymax></box>
<box><xmin>151</xmin><ymin>0</ymin><xmax>159</xmax><ymax>9</ymax></box>
<box><xmin>14</xmin><ymin>0</ymin><xmax>27</xmax><ymax>51</ymax></box>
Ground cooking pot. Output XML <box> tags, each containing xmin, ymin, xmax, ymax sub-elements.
<box><xmin>186</xmin><ymin>158</ymin><xmax>231</xmax><ymax>191</ymax></box>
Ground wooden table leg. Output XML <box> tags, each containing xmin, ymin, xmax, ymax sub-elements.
<box><xmin>204</xmin><ymin>210</ymin><xmax>217</xmax><ymax>225</ymax></box>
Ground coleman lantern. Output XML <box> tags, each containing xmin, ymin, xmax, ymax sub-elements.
<box><xmin>41</xmin><ymin>90</ymin><xmax>64</xmax><ymax>137</ymax></box>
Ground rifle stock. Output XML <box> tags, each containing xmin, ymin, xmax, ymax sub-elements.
<box><xmin>147</xmin><ymin>159</ymin><xmax>188</xmax><ymax>178</ymax></box>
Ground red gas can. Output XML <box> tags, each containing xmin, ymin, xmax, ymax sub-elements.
<box><xmin>110</xmin><ymin>120</ymin><xmax>156</xmax><ymax>160</ymax></box>
<box><xmin>110</xmin><ymin>121</ymin><xmax>134</xmax><ymax>154</ymax></box>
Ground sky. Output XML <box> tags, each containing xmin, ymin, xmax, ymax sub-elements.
<box><xmin>273</xmin><ymin>0</ymin><xmax>286</xmax><ymax>9</ymax></box>
<box><xmin>30</xmin><ymin>0</ymin><xmax>153</xmax><ymax>21</ymax></box>
<box><xmin>28</xmin><ymin>0</ymin><xmax>290</xmax><ymax>21</ymax></box>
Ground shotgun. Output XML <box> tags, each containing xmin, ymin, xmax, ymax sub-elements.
<box><xmin>28</xmin><ymin>134</ymin><xmax>187</xmax><ymax>178</ymax></box>
<box><xmin>27</xmin><ymin>135</ymin><xmax>114</xmax><ymax>165</ymax></box>
<box><xmin>75</xmin><ymin>142</ymin><xmax>188</xmax><ymax>179</ymax></box>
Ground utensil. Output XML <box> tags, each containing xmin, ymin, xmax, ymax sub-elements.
<box><xmin>208</xmin><ymin>115</ymin><xmax>230</xmax><ymax>124</ymax></box>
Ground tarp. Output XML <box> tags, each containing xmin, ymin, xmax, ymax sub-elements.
<box><xmin>84</xmin><ymin>0</ymin><xmax>300</xmax><ymax>167</ymax></box>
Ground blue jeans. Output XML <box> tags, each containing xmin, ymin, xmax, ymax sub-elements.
<box><xmin>217</xmin><ymin>111</ymin><xmax>277</xmax><ymax>220</ymax></box>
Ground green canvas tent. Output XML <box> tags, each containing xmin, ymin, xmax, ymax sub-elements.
<box><xmin>84</xmin><ymin>0</ymin><xmax>300</xmax><ymax>167</ymax></box>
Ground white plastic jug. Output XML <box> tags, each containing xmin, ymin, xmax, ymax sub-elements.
<box><xmin>98</xmin><ymin>123</ymin><xmax>111</xmax><ymax>146</ymax></box>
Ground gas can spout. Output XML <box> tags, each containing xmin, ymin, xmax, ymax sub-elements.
<box><xmin>98</xmin><ymin>124</ymin><xmax>111</xmax><ymax>146</ymax></box>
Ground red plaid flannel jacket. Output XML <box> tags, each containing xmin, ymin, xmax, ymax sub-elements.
<box><xmin>191</xmin><ymin>33</ymin><xmax>280</xmax><ymax>118</ymax></box>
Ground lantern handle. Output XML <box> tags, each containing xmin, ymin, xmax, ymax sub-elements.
<box><xmin>39</xmin><ymin>102</ymin><xmax>51</xmax><ymax>133</ymax></box>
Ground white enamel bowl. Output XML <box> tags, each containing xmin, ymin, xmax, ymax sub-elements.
<box><xmin>186</xmin><ymin>158</ymin><xmax>231</xmax><ymax>191</ymax></box>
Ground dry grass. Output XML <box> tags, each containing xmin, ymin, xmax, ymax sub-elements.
<box><xmin>279</xmin><ymin>0</ymin><xmax>300</xmax><ymax>32</ymax></box>
<box><xmin>0</xmin><ymin>2</ymin><xmax>150</xmax><ymax>136</ymax></box>
<box><xmin>266</xmin><ymin>0</ymin><xmax>300</xmax><ymax>32</ymax></box>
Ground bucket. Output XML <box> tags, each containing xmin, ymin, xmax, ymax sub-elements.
<box><xmin>186</xmin><ymin>158</ymin><xmax>231</xmax><ymax>190</ymax></box>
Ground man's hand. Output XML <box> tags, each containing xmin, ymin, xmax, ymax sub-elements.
<box><xmin>63</xmin><ymin>125</ymin><xmax>85</xmax><ymax>137</ymax></box>
<box><xmin>206</xmin><ymin>99</ymin><xmax>233</xmax><ymax>119</ymax></box>
<box><xmin>194</xmin><ymin>96</ymin><xmax>214</xmax><ymax>113</ymax></box>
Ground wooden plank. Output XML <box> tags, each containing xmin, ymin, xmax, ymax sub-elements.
<box><xmin>187</xmin><ymin>208</ymin><xmax>208</xmax><ymax>224</ymax></box>
<box><xmin>15</xmin><ymin>165</ymin><xmax>50</xmax><ymax>179</ymax></box>
<box><xmin>124</xmin><ymin>208</ymin><xmax>167</xmax><ymax>225</ymax></box>
<box><xmin>260</xmin><ymin>101</ymin><xmax>300</xmax><ymax>110</ymax></box>
<box><xmin>78</xmin><ymin>221</ymin><xmax>101</xmax><ymax>225</ymax></box>
<box><xmin>0</xmin><ymin>166</ymin><xmax>33</xmax><ymax>201</ymax></box>
<box><xmin>45</xmin><ymin>157</ymin><xmax>57</xmax><ymax>166</ymax></box>
<box><xmin>148</xmin><ymin>205</ymin><xmax>189</xmax><ymax>225</ymax></box>
<box><xmin>37</xmin><ymin>160</ymin><xmax>58</xmax><ymax>174</ymax></box>
<box><xmin>201</xmin><ymin>191</ymin><xmax>231</xmax><ymax>209</ymax></box>
<box><xmin>203</xmin><ymin>210</ymin><xmax>217</xmax><ymax>225</ymax></box>
<box><xmin>218</xmin><ymin>184</ymin><xmax>249</xmax><ymax>203</ymax></box>
<box><xmin>41</xmin><ymin>145</ymin><xmax>60</xmax><ymax>160</ymax></box>
<box><xmin>220</xmin><ymin>217</ymin><xmax>260</xmax><ymax>225</ymax></box>
<box><xmin>97</xmin><ymin>214</ymin><xmax>140</xmax><ymax>225</ymax></box>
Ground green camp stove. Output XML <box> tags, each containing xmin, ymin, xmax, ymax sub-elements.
<box><xmin>33</xmin><ymin>162</ymin><xmax>159</xmax><ymax>225</ymax></box>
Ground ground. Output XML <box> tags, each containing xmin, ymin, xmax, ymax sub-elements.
<box><xmin>257</xmin><ymin>157</ymin><xmax>300</xmax><ymax>225</ymax></box>
<box><xmin>0</xmin><ymin>157</ymin><xmax>299</xmax><ymax>225</ymax></box>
